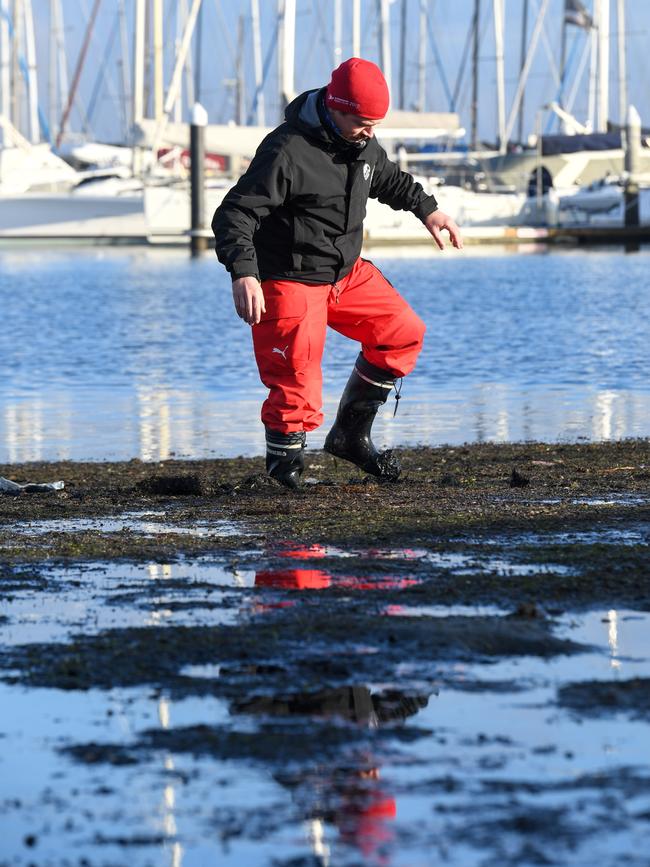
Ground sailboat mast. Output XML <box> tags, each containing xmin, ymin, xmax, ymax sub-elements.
<box><xmin>56</xmin><ymin>0</ymin><xmax>101</xmax><ymax>148</ymax></box>
<box><xmin>559</xmin><ymin>3</ymin><xmax>567</xmax><ymax>108</ymax></box>
<box><xmin>598</xmin><ymin>0</ymin><xmax>610</xmax><ymax>131</ymax></box>
<box><xmin>617</xmin><ymin>0</ymin><xmax>627</xmax><ymax>123</ymax></box>
<box><xmin>132</xmin><ymin>0</ymin><xmax>145</xmax><ymax>172</ymax></box>
<box><xmin>379</xmin><ymin>0</ymin><xmax>392</xmax><ymax>98</ymax></box>
<box><xmin>503</xmin><ymin>0</ymin><xmax>550</xmax><ymax>147</ymax></box>
<box><xmin>250</xmin><ymin>0</ymin><xmax>265</xmax><ymax>125</ymax></box>
<box><xmin>133</xmin><ymin>0</ymin><xmax>145</xmax><ymax>126</ymax></box>
<box><xmin>173</xmin><ymin>0</ymin><xmax>188</xmax><ymax>122</ymax></box>
<box><xmin>118</xmin><ymin>0</ymin><xmax>130</xmax><ymax>139</ymax></box>
<box><xmin>352</xmin><ymin>0</ymin><xmax>361</xmax><ymax>57</ymax></box>
<box><xmin>278</xmin><ymin>0</ymin><xmax>295</xmax><ymax>111</ymax></box>
<box><xmin>235</xmin><ymin>14</ymin><xmax>245</xmax><ymax>125</ymax></box>
<box><xmin>0</xmin><ymin>0</ymin><xmax>9</xmax><ymax>146</ymax></box>
<box><xmin>333</xmin><ymin>0</ymin><xmax>342</xmax><ymax>69</ymax></box>
<box><xmin>471</xmin><ymin>0</ymin><xmax>480</xmax><ymax>149</ymax></box>
<box><xmin>493</xmin><ymin>0</ymin><xmax>506</xmax><ymax>152</ymax></box>
<box><xmin>149</xmin><ymin>0</ymin><xmax>203</xmax><ymax>155</ymax></box>
<box><xmin>54</xmin><ymin>0</ymin><xmax>68</xmax><ymax>141</ymax></box>
<box><xmin>49</xmin><ymin>0</ymin><xmax>56</xmax><ymax>137</ymax></box>
<box><xmin>152</xmin><ymin>0</ymin><xmax>163</xmax><ymax>121</ymax></box>
<box><xmin>22</xmin><ymin>0</ymin><xmax>38</xmax><ymax>142</ymax></box>
<box><xmin>587</xmin><ymin>0</ymin><xmax>599</xmax><ymax>131</ymax></box>
<box><xmin>399</xmin><ymin>0</ymin><xmax>407</xmax><ymax>109</ymax></box>
<box><xmin>417</xmin><ymin>0</ymin><xmax>427</xmax><ymax>112</ymax></box>
<box><xmin>517</xmin><ymin>0</ymin><xmax>528</xmax><ymax>143</ymax></box>
<box><xmin>12</xmin><ymin>0</ymin><xmax>23</xmax><ymax>132</ymax></box>
<box><xmin>172</xmin><ymin>0</ymin><xmax>194</xmax><ymax>119</ymax></box>
<box><xmin>194</xmin><ymin>0</ymin><xmax>202</xmax><ymax>102</ymax></box>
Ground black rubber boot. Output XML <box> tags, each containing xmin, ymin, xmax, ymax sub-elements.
<box><xmin>265</xmin><ymin>428</ymin><xmax>306</xmax><ymax>490</ymax></box>
<box><xmin>324</xmin><ymin>353</ymin><xmax>401</xmax><ymax>481</ymax></box>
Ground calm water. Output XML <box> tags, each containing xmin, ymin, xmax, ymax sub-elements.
<box><xmin>1</xmin><ymin>538</ymin><xmax>649</xmax><ymax>865</ymax></box>
<box><xmin>1</xmin><ymin>244</ymin><xmax>649</xmax><ymax>462</ymax></box>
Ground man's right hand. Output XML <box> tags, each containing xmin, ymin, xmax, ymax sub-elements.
<box><xmin>232</xmin><ymin>276</ymin><xmax>266</xmax><ymax>325</ymax></box>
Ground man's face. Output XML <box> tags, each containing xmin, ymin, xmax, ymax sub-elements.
<box><xmin>330</xmin><ymin>109</ymin><xmax>382</xmax><ymax>142</ymax></box>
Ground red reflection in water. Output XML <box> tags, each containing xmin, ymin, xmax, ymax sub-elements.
<box><xmin>278</xmin><ymin>543</ymin><xmax>427</xmax><ymax>562</ymax></box>
<box><xmin>338</xmin><ymin>575</ymin><xmax>419</xmax><ymax>590</ymax></box>
<box><xmin>281</xmin><ymin>543</ymin><xmax>328</xmax><ymax>560</ymax></box>
<box><xmin>256</xmin><ymin>568</ymin><xmax>332</xmax><ymax>589</ymax></box>
<box><xmin>339</xmin><ymin>788</ymin><xmax>397</xmax><ymax>861</ymax></box>
<box><xmin>255</xmin><ymin>568</ymin><xmax>419</xmax><ymax>591</ymax></box>
<box><xmin>365</xmin><ymin>547</ymin><xmax>426</xmax><ymax>561</ymax></box>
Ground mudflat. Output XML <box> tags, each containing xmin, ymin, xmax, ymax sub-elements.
<box><xmin>1</xmin><ymin>440</ymin><xmax>649</xmax><ymax>865</ymax></box>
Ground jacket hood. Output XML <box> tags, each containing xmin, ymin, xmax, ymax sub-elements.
<box><xmin>284</xmin><ymin>88</ymin><xmax>367</xmax><ymax>155</ymax></box>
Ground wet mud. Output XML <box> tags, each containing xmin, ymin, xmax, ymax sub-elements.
<box><xmin>1</xmin><ymin>440</ymin><xmax>650</xmax><ymax>865</ymax></box>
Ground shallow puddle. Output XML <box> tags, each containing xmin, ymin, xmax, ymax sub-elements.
<box><xmin>0</xmin><ymin>554</ymin><xmax>433</xmax><ymax>647</ymax></box>
<box><xmin>384</xmin><ymin>603</ymin><xmax>507</xmax><ymax>618</ymax></box>
<box><xmin>0</xmin><ymin>559</ymin><xmax>255</xmax><ymax>645</ymax></box>
<box><xmin>278</xmin><ymin>542</ymin><xmax>573</xmax><ymax>577</ymax></box>
<box><xmin>1</xmin><ymin>607</ymin><xmax>649</xmax><ymax>866</ymax></box>
<box><xmin>0</xmin><ymin>532</ymin><xmax>596</xmax><ymax>649</ymax></box>
<box><xmin>459</xmin><ymin>522</ymin><xmax>650</xmax><ymax>549</ymax></box>
<box><xmin>8</xmin><ymin>511</ymin><xmax>248</xmax><ymax>539</ymax></box>
<box><xmin>1</xmin><ymin>532</ymin><xmax>649</xmax><ymax>866</ymax></box>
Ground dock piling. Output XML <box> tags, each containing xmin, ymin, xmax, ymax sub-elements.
<box><xmin>190</xmin><ymin>102</ymin><xmax>209</xmax><ymax>257</ymax></box>
<box><xmin>624</xmin><ymin>105</ymin><xmax>641</xmax><ymax>230</ymax></box>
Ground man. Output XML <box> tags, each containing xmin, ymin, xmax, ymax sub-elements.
<box><xmin>212</xmin><ymin>57</ymin><xmax>462</xmax><ymax>490</ymax></box>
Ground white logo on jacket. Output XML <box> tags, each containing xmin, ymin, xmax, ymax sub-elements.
<box><xmin>363</xmin><ymin>163</ymin><xmax>371</xmax><ymax>181</ymax></box>
<box><xmin>272</xmin><ymin>345</ymin><xmax>289</xmax><ymax>360</ymax></box>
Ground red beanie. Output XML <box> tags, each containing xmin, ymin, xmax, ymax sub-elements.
<box><xmin>325</xmin><ymin>57</ymin><xmax>390</xmax><ymax>120</ymax></box>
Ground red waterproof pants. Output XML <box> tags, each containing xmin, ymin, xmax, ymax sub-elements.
<box><xmin>252</xmin><ymin>257</ymin><xmax>425</xmax><ymax>433</ymax></box>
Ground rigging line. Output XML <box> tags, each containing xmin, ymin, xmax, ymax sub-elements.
<box><xmin>118</xmin><ymin>0</ymin><xmax>131</xmax><ymax>140</ymax></box>
<box><xmin>503</xmin><ymin>0</ymin><xmax>551</xmax><ymax>147</ymax></box>
<box><xmin>0</xmin><ymin>6</ymin><xmax>50</xmax><ymax>141</ymax></box>
<box><xmin>195</xmin><ymin>0</ymin><xmax>203</xmax><ymax>101</ymax></box>
<box><xmin>454</xmin><ymin>3</ymin><xmax>493</xmax><ymax>126</ymax></box>
<box><xmin>214</xmin><ymin>0</ymin><xmax>237</xmax><ymax>66</ymax></box>
<box><xmin>426</xmin><ymin>14</ymin><xmax>454</xmax><ymax>111</ymax></box>
<box><xmin>311</xmin><ymin>0</ymin><xmax>334</xmax><ymax>70</ymax></box>
<box><xmin>300</xmin><ymin>1</ymin><xmax>325</xmax><ymax>82</ymax></box>
<box><xmin>56</xmin><ymin>0</ymin><xmax>102</xmax><ymax>148</ymax></box>
<box><xmin>86</xmin><ymin>7</ymin><xmax>121</xmax><ymax>129</ymax></box>
<box><xmin>532</xmin><ymin>0</ymin><xmax>561</xmax><ymax>88</ymax></box>
<box><xmin>566</xmin><ymin>29</ymin><xmax>593</xmax><ymax>116</ymax></box>
<box><xmin>367</xmin><ymin>0</ymin><xmax>380</xmax><ymax>60</ymax></box>
<box><xmin>247</xmin><ymin>10</ymin><xmax>280</xmax><ymax>125</ymax></box>
<box><xmin>451</xmin><ymin>15</ymin><xmax>475</xmax><ymax>110</ymax></box>
<box><xmin>546</xmin><ymin>31</ymin><xmax>581</xmax><ymax>134</ymax></box>
<box><xmin>0</xmin><ymin>4</ymin><xmax>51</xmax><ymax>141</ymax></box>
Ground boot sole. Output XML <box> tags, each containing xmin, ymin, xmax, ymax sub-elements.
<box><xmin>323</xmin><ymin>441</ymin><xmax>401</xmax><ymax>481</ymax></box>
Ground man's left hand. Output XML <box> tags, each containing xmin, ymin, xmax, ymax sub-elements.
<box><xmin>424</xmin><ymin>210</ymin><xmax>463</xmax><ymax>250</ymax></box>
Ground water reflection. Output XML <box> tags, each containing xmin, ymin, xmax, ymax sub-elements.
<box><xmin>607</xmin><ymin>609</ymin><xmax>621</xmax><ymax>671</ymax></box>
<box><xmin>255</xmin><ymin>568</ymin><xmax>420</xmax><ymax>591</ymax></box>
<box><xmin>3</xmin><ymin>385</ymin><xmax>650</xmax><ymax>462</ymax></box>
<box><xmin>4</xmin><ymin>247</ymin><xmax>650</xmax><ymax>462</ymax></box>
<box><xmin>234</xmin><ymin>685</ymin><xmax>430</xmax><ymax>726</ymax></box>
<box><xmin>233</xmin><ymin>684</ymin><xmax>431</xmax><ymax>865</ymax></box>
<box><xmin>157</xmin><ymin>697</ymin><xmax>184</xmax><ymax>867</ymax></box>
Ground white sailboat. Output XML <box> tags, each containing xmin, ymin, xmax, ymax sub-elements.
<box><xmin>0</xmin><ymin>0</ymin><xmax>647</xmax><ymax>244</ymax></box>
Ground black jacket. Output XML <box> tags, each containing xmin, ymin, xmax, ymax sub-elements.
<box><xmin>212</xmin><ymin>88</ymin><xmax>438</xmax><ymax>285</ymax></box>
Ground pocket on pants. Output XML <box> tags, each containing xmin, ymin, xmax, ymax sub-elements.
<box><xmin>253</xmin><ymin>291</ymin><xmax>310</xmax><ymax>376</ymax></box>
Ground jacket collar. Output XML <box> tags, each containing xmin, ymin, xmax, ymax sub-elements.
<box><xmin>285</xmin><ymin>88</ymin><xmax>369</xmax><ymax>159</ymax></box>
